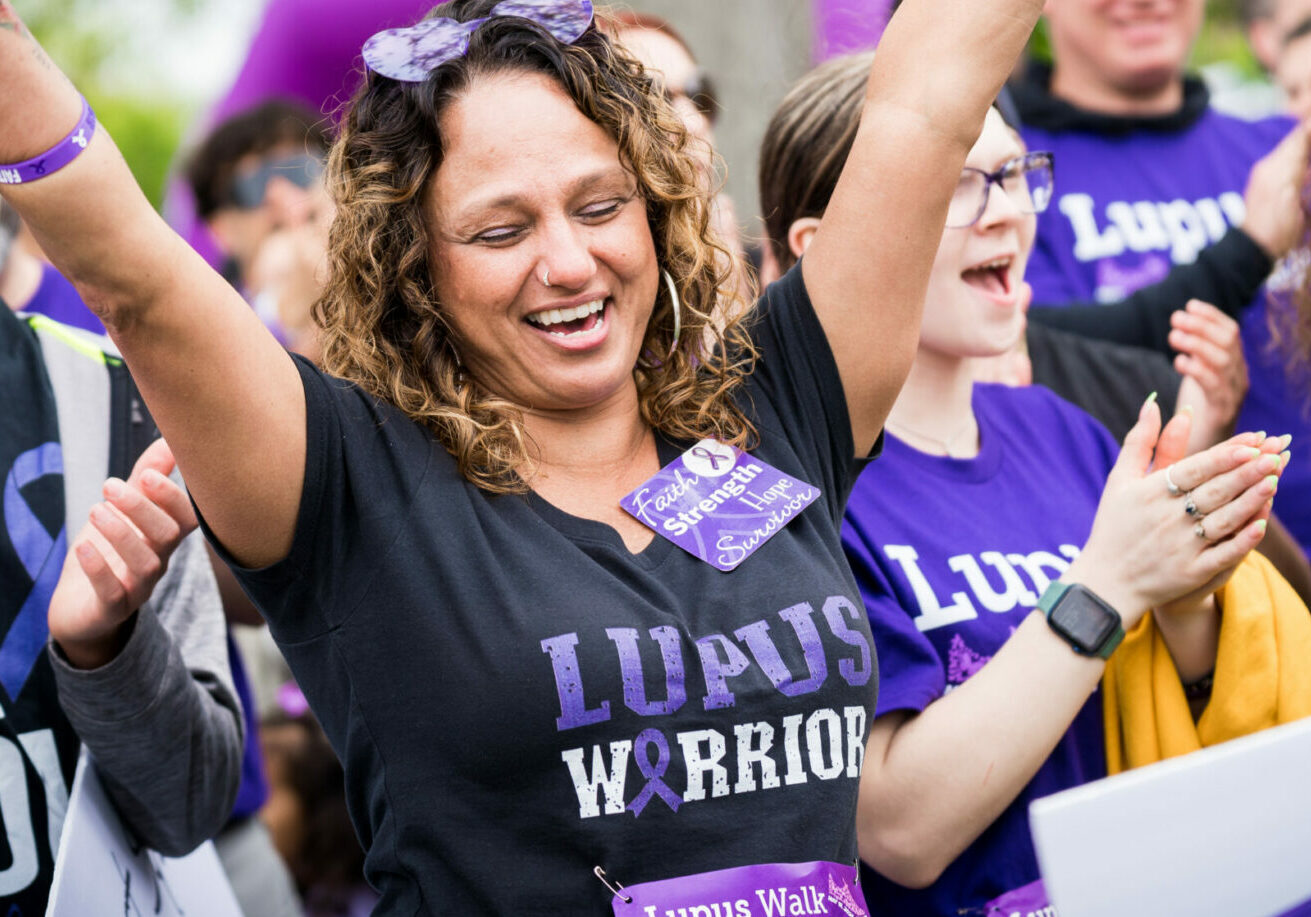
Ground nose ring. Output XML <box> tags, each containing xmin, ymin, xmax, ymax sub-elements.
<box><xmin>541</xmin><ymin>268</ymin><xmax>551</xmax><ymax>287</ymax></box>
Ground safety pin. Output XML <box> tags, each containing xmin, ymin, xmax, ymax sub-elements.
<box><xmin>594</xmin><ymin>865</ymin><xmax>633</xmax><ymax>904</ymax></box>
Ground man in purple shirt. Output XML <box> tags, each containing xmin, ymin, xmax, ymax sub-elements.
<box><xmin>1013</xmin><ymin>0</ymin><xmax>1310</xmax><ymax>557</ymax></box>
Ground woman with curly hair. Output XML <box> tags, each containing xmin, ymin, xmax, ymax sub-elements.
<box><xmin>0</xmin><ymin>0</ymin><xmax>1045</xmax><ymax>911</ymax></box>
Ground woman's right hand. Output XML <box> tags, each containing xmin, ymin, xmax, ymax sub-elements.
<box><xmin>1065</xmin><ymin>398</ymin><xmax>1287</xmax><ymax>627</ymax></box>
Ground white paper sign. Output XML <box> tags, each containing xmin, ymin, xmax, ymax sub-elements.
<box><xmin>1030</xmin><ymin>716</ymin><xmax>1311</xmax><ymax>917</ymax></box>
<box><xmin>46</xmin><ymin>751</ymin><xmax>243</xmax><ymax>917</ymax></box>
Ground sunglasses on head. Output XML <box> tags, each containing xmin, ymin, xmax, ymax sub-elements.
<box><xmin>226</xmin><ymin>153</ymin><xmax>324</xmax><ymax>210</ymax></box>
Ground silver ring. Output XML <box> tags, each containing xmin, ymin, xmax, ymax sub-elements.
<box><xmin>1165</xmin><ymin>466</ymin><xmax>1184</xmax><ymax>497</ymax></box>
<box><xmin>542</xmin><ymin>268</ymin><xmax>551</xmax><ymax>287</ymax></box>
<box><xmin>1194</xmin><ymin>520</ymin><xmax>1207</xmax><ymax>540</ymax></box>
<box><xmin>1185</xmin><ymin>494</ymin><xmax>1201</xmax><ymax>517</ymax></box>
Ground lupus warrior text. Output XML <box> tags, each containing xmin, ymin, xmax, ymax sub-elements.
<box><xmin>541</xmin><ymin>595</ymin><xmax>873</xmax><ymax>819</ymax></box>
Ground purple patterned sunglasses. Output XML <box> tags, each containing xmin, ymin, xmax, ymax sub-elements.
<box><xmin>362</xmin><ymin>0</ymin><xmax>595</xmax><ymax>82</ymax></box>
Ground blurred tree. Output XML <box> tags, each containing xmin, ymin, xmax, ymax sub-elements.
<box><xmin>21</xmin><ymin>0</ymin><xmax>202</xmax><ymax>210</ymax></box>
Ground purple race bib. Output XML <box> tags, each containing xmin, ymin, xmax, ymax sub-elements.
<box><xmin>609</xmin><ymin>861</ymin><xmax>868</xmax><ymax>917</ymax></box>
<box><xmin>621</xmin><ymin>439</ymin><xmax>821</xmax><ymax>572</ymax></box>
<box><xmin>983</xmin><ymin>879</ymin><xmax>1053</xmax><ymax>916</ymax></box>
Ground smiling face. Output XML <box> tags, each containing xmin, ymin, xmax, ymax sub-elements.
<box><xmin>425</xmin><ymin>70</ymin><xmax>660</xmax><ymax>414</ymax></box>
<box><xmin>920</xmin><ymin>109</ymin><xmax>1035</xmax><ymax>362</ymax></box>
<box><xmin>1045</xmin><ymin>0</ymin><xmax>1203</xmax><ymax>102</ymax></box>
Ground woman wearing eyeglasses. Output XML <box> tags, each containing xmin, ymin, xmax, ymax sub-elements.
<box><xmin>759</xmin><ymin>54</ymin><xmax>1292</xmax><ymax>917</ymax></box>
<box><xmin>0</xmin><ymin>0</ymin><xmax>1191</xmax><ymax>912</ymax></box>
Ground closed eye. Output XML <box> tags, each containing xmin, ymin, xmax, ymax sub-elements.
<box><xmin>471</xmin><ymin>225</ymin><xmax>525</xmax><ymax>245</ymax></box>
<box><xmin>578</xmin><ymin>197</ymin><xmax>629</xmax><ymax>221</ymax></box>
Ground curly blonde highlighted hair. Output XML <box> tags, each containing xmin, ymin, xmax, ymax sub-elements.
<box><xmin>315</xmin><ymin>0</ymin><xmax>756</xmax><ymax>493</ymax></box>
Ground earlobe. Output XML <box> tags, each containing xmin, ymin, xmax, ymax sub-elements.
<box><xmin>786</xmin><ymin>217</ymin><xmax>822</xmax><ymax>261</ymax></box>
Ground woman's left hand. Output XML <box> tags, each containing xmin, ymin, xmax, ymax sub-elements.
<box><xmin>48</xmin><ymin>439</ymin><xmax>197</xmax><ymax>669</ymax></box>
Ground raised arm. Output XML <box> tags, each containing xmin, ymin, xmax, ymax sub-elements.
<box><xmin>801</xmin><ymin>0</ymin><xmax>1045</xmax><ymax>456</ymax></box>
<box><xmin>0</xmin><ymin>6</ymin><xmax>303</xmax><ymax>568</ymax></box>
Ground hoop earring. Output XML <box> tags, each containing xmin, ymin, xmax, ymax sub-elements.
<box><xmin>449</xmin><ymin>341</ymin><xmax>466</xmax><ymax>388</ymax></box>
<box><xmin>664</xmin><ymin>270</ymin><xmax>680</xmax><ymax>355</ymax></box>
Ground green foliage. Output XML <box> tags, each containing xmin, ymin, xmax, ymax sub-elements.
<box><xmin>85</xmin><ymin>92</ymin><xmax>189</xmax><ymax>210</ymax></box>
<box><xmin>22</xmin><ymin>0</ymin><xmax>201</xmax><ymax>211</ymax></box>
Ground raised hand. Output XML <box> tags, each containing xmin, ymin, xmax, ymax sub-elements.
<box><xmin>47</xmin><ymin>439</ymin><xmax>198</xmax><ymax>669</ymax></box>
<box><xmin>1240</xmin><ymin>123</ymin><xmax>1310</xmax><ymax>260</ymax></box>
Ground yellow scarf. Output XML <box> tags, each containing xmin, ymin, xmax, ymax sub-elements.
<box><xmin>1103</xmin><ymin>551</ymin><xmax>1311</xmax><ymax>774</ymax></box>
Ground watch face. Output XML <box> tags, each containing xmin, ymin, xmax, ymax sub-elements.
<box><xmin>1050</xmin><ymin>595</ymin><xmax>1119</xmax><ymax>652</ymax></box>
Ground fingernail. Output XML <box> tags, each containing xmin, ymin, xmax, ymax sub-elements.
<box><xmin>1281</xmin><ymin>450</ymin><xmax>1292</xmax><ymax>471</ymax></box>
<box><xmin>1255</xmin><ymin>519</ymin><xmax>1269</xmax><ymax>536</ymax></box>
<box><xmin>1260</xmin><ymin>453</ymin><xmax>1281</xmax><ymax>472</ymax></box>
<box><xmin>1180</xmin><ymin>404</ymin><xmax>1195</xmax><ymax>416</ymax></box>
<box><xmin>75</xmin><ymin>542</ymin><xmax>95</xmax><ymax>560</ymax></box>
<box><xmin>103</xmin><ymin>478</ymin><xmax>123</xmax><ymax>499</ymax></box>
<box><xmin>1276</xmin><ymin>434</ymin><xmax>1293</xmax><ymax>452</ymax></box>
<box><xmin>1235</xmin><ymin>446</ymin><xmax>1261</xmax><ymax>461</ymax></box>
<box><xmin>1255</xmin><ymin>431</ymin><xmax>1267</xmax><ymax>441</ymax></box>
<box><xmin>1140</xmin><ymin>391</ymin><xmax>1158</xmax><ymax>419</ymax></box>
<box><xmin>1265</xmin><ymin>474</ymin><xmax>1279</xmax><ymax>494</ymax></box>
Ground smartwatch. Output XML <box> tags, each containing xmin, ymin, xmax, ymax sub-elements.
<box><xmin>1037</xmin><ymin>581</ymin><xmax>1124</xmax><ymax>659</ymax></box>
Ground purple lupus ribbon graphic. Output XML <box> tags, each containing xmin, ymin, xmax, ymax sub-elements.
<box><xmin>0</xmin><ymin>443</ymin><xmax>66</xmax><ymax>699</ymax></box>
<box><xmin>621</xmin><ymin>439</ymin><xmax>821</xmax><ymax>572</ymax></box>
<box><xmin>626</xmin><ymin>729</ymin><xmax>682</xmax><ymax>816</ymax></box>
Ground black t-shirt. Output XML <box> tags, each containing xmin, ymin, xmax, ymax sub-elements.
<box><xmin>1027</xmin><ymin>322</ymin><xmax>1180</xmax><ymax>443</ymax></box>
<box><xmin>0</xmin><ymin>306</ymin><xmax>80</xmax><ymax>915</ymax></box>
<box><xmin>217</xmin><ymin>266</ymin><xmax>878</xmax><ymax>914</ymax></box>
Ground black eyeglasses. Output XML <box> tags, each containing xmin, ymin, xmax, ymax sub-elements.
<box><xmin>227</xmin><ymin>153</ymin><xmax>325</xmax><ymax>210</ymax></box>
<box><xmin>946</xmin><ymin>151</ymin><xmax>1054</xmax><ymax>229</ymax></box>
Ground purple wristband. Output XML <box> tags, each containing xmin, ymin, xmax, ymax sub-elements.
<box><xmin>0</xmin><ymin>96</ymin><xmax>96</xmax><ymax>186</ymax></box>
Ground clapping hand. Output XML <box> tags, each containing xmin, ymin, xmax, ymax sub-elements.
<box><xmin>1064</xmin><ymin>398</ymin><xmax>1287</xmax><ymax>629</ymax></box>
<box><xmin>48</xmin><ymin>439</ymin><xmax>197</xmax><ymax>669</ymax></box>
<box><xmin>1171</xmin><ymin>299</ymin><xmax>1249</xmax><ymax>454</ymax></box>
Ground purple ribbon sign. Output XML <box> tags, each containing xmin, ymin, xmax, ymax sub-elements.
<box><xmin>611</xmin><ymin>860</ymin><xmax>869</xmax><ymax>917</ymax></box>
<box><xmin>621</xmin><ymin>439</ymin><xmax>820</xmax><ymax>572</ymax></box>
<box><xmin>0</xmin><ymin>443</ymin><xmax>67</xmax><ymax>700</ymax></box>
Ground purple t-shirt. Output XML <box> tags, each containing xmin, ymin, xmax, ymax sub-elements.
<box><xmin>842</xmin><ymin>383</ymin><xmax>1117</xmax><ymax>916</ymax></box>
<box><xmin>1019</xmin><ymin>104</ymin><xmax>1311</xmax><ymax>560</ymax></box>
<box><xmin>24</xmin><ymin>263</ymin><xmax>104</xmax><ymax>335</ymax></box>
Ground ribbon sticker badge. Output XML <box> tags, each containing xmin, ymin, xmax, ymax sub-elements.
<box><xmin>621</xmin><ymin>439</ymin><xmax>820</xmax><ymax>572</ymax></box>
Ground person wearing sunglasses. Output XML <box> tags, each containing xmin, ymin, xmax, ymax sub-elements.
<box><xmin>188</xmin><ymin>100</ymin><xmax>333</xmax><ymax>359</ymax></box>
<box><xmin>1</xmin><ymin>0</ymin><xmax>1052</xmax><ymax>911</ymax></box>
<box><xmin>759</xmin><ymin>52</ymin><xmax>1300</xmax><ymax>917</ymax></box>
<box><xmin>604</xmin><ymin>11</ymin><xmax>750</xmax><ymax>303</ymax></box>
